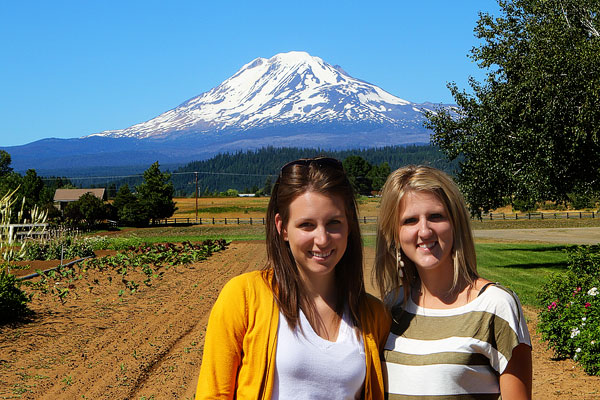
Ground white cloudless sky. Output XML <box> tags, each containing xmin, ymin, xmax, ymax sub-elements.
<box><xmin>0</xmin><ymin>0</ymin><xmax>500</xmax><ymax>147</ymax></box>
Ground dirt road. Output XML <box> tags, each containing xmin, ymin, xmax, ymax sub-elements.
<box><xmin>473</xmin><ymin>227</ymin><xmax>600</xmax><ymax>244</ymax></box>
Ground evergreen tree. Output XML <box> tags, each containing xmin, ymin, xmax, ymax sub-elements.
<box><xmin>367</xmin><ymin>162</ymin><xmax>391</xmax><ymax>192</ymax></box>
<box><xmin>112</xmin><ymin>184</ymin><xmax>137</xmax><ymax>212</ymax></box>
<box><xmin>136</xmin><ymin>162</ymin><xmax>177</xmax><ymax>223</ymax></box>
<box><xmin>343</xmin><ymin>156</ymin><xmax>373</xmax><ymax>196</ymax></box>
<box><xmin>263</xmin><ymin>176</ymin><xmax>273</xmax><ymax>196</ymax></box>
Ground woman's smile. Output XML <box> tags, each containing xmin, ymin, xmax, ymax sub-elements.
<box><xmin>276</xmin><ymin>191</ymin><xmax>348</xmax><ymax>283</ymax></box>
<box><xmin>398</xmin><ymin>191</ymin><xmax>454</xmax><ymax>272</ymax></box>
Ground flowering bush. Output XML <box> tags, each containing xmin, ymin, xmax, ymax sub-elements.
<box><xmin>538</xmin><ymin>245</ymin><xmax>600</xmax><ymax>375</ymax></box>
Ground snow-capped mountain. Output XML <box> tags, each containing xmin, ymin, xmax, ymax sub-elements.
<box><xmin>4</xmin><ymin>51</ymin><xmax>448</xmax><ymax>173</ymax></box>
<box><xmin>88</xmin><ymin>51</ymin><xmax>435</xmax><ymax>141</ymax></box>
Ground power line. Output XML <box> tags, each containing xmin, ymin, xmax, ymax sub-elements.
<box><xmin>40</xmin><ymin>170</ymin><xmax>276</xmax><ymax>182</ymax></box>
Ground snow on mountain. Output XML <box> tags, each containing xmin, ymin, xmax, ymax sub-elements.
<box><xmin>87</xmin><ymin>51</ymin><xmax>429</xmax><ymax>140</ymax></box>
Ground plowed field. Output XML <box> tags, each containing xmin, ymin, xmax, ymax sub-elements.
<box><xmin>1</xmin><ymin>242</ymin><xmax>599</xmax><ymax>399</ymax></box>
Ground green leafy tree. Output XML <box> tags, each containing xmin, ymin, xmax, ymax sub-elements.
<box><xmin>136</xmin><ymin>162</ymin><xmax>177</xmax><ymax>224</ymax></box>
<box><xmin>64</xmin><ymin>201</ymin><xmax>84</xmax><ymax>226</ymax></box>
<box><xmin>77</xmin><ymin>192</ymin><xmax>107</xmax><ymax>227</ymax></box>
<box><xmin>21</xmin><ymin>169</ymin><xmax>44</xmax><ymax>211</ymax></box>
<box><xmin>343</xmin><ymin>156</ymin><xmax>373</xmax><ymax>196</ymax></box>
<box><xmin>0</xmin><ymin>151</ymin><xmax>13</xmax><ymax>177</ymax></box>
<box><xmin>425</xmin><ymin>0</ymin><xmax>600</xmax><ymax>215</ymax></box>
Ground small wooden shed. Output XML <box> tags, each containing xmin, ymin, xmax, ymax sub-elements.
<box><xmin>53</xmin><ymin>188</ymin><xmax>106</xmax><ymax>211</ymax></box>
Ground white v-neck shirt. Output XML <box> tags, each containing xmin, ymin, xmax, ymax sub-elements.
<box><xmin>271</xmin><ymin>308</ymin><xmax>366</xmax><ymax>399</ymax></box>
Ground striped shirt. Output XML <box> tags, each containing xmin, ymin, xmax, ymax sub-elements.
<box><xmin>383</xmin><ymin>285</ymin><xmax>531</xmax><ymax>400</ymax></box>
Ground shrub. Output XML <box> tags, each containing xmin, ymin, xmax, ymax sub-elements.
<box><xmin>567</xmin><ymin>192</ymin><xmax>597</xmax><ymax>210</ymax></box>
<box><xmin>512</xmin><ymin>198</ymin><xmax>537</xmax><ymax>212</ymax></box>
<box><xmin>0</xmin><ymin>268</ymin><xmax>32</xmax><ymax>323</ymax></box>
<box><xmin>538</xmin><ymin>245</ymin><xmax>600</xmax><ymax>375</ymax></box>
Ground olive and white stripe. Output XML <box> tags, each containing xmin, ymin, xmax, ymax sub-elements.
<box><xmin>383</xmin><ymin>285</ymin><xmax>531</xmax><ymax>400</ymax></box>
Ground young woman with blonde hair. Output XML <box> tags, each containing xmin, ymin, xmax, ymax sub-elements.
<box><xmin>375</xmin><ymin>165</ymin><xmax>532</xmax><ymax>399</ymax></box>
<box><xmin>196</xmin><ymin>157</ymin><xmax>390</xmax><ymax>399</ymax></box>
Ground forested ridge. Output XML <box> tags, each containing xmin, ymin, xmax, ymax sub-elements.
<box><xmin>170</xmin><ymin>144</ymin><xmax>455</xmax><ymax>195</ymax></box>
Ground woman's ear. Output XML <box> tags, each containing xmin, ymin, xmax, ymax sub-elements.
<box><xmin>275</xmin><ymin>213</ymin><xmax>288</xmax><ymax>241</ymax></box>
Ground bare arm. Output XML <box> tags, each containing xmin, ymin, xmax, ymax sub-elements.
<box><xmin>499</xmin><ymin>343</ymin><xmax>532</xmax><ymax>400</ymax></box>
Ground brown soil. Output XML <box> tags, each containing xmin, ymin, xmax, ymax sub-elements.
<box><xmin>1</xmin><ymin>242</ymin><xmax>599</xmax><ymax>399</ymax></box>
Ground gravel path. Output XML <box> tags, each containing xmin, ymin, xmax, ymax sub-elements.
<box><xmin>473</xmin><ymin>227</ymin><xmax>600</xmax><ymax>244</ymax></box>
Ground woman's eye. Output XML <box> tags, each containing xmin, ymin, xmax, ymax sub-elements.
<box><xmin>403</xmin><ymin>218</ymin><xmax>417</xmax><ymax>225</ymax></box>
<box><xmin>430</xmin><ymin>213</ymin><xmax>445</xmax><ymax>220</ymax></box>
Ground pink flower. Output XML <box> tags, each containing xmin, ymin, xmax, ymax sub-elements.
<box><xmin>585</xmin><ymin>302</ymin><xmax>591</xmax><ymax>308</ymax></box>
<box><xmin>547</xmin><ymin>301</ymin><xmax>558</xmax><ymax>310</ymax></box>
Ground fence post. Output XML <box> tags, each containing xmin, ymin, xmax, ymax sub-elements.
<box><xmin>225</xmin><ymin>218</ymin><xmax>227</xmax><ymax>225</ymax></box>
<box><xmin>580</xmin><ymin>212</ymin><xmax>582</xmax><ymax>219</ymax></box>
<box><xmin>515</xmin><ymin>213</ymin><xmax>518</xmax><ymax>220</ymax></box>
<box><xmin>541</xmin><ymin>213</ymin><xmax>544</xmax><ymax>220</ymax></box>
<box><xmin>237</xmin><ymin>218</ymin><xmax>240</xmax><ymax>224</ymax></box>
<box><xmin>263</xmin><ymin>217</ymin><xmax>265</xmax><ymax>225</ymax></box>
<box><xmin>212</xmin><ymin>217</ymin><xmax>215</xmax><ymax>224</ymax></box>
<box><xmin>250</xmin><ymin>217</ymin><xmax>253</xmax><ymax>225</ymax></box>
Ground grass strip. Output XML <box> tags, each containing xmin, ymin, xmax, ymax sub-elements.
<box><xmin>475</xmin><ymin>243</ymin><xmax>570</xmax><ymax>307</ymax></box>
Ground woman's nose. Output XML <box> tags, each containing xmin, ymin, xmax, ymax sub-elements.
<box><xmin>418</xmin><ymin>219</ymin><xmax>432</xmax><ymax>237</ymax></box>
<box><xmin>314</xmin><ymin>226</ymin><xmax>329</xmax><ymax>245</ymax></box>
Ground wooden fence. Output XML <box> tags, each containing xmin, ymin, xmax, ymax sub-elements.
<box><xmin>154</xmin><ymin>211</ymin><xmax>597</xmax><ymax>226</ymax></box>
<box><xmin>480</xmin><ymin>211</ymin><xmax>597</xmax><ymax>220</ymax></box>
<box><xmin>153</xmin><ymin>216</ymin><xmax>379</xmax><ymax>226</ymax></box>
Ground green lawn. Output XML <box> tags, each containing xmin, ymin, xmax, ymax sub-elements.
<box><xmin>476</xmin><ymin>243</ymin><xmax>570</xmax><ymax>307</ymax></box>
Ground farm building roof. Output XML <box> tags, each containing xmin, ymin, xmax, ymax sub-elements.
<box><xmin>53</xmin><ymin>188</ymin><xmax>106</xmax><ymax>202</ymax></box>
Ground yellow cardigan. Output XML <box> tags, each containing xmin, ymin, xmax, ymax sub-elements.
<box><xmin>195</xmin><ymin>270</ymin><xmax>391</xmax><ymax>399</ymax></box>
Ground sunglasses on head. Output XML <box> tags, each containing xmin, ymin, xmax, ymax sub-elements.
<box><xmin>279</xmin><ymin>157</ymin><xmax>343</xmax><ymax>177</ymax></box>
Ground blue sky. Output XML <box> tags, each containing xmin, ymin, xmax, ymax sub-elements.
<box><xmin>0</xmin><ymin>0</ymin><xmax>500</xmax><ymax>147</ymax></box>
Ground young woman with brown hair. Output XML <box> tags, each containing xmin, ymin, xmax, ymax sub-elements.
<box><xmin>196</xmin><ymin>157</ymin><xmax>390</xmax><ymax>399</ymax></box>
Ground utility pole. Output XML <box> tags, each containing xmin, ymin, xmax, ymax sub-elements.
<box><xmin>195</xmin><ymin>172</ymin><xmax>199</xmax><ymax>222</ymax></box>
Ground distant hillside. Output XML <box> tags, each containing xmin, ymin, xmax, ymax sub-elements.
<box><xmin>170</xmin><ymin>145</ymin><xmax>455</xmax><ymax>195</ymax></box>
<box><xmin>61</xmin><ymin>145</ymin><xmax>456</xmax><ymax>196</ymax></box>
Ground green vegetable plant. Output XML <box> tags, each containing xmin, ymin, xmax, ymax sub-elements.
<box><xmin>22</xmin><ymin>239</ymin><xmax>229</xmax><ymax>301</ymax></box>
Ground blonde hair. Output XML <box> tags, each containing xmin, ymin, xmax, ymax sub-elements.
<box><xmin>374</xmin><ymin>165</ymin><xmax>478</xmax><ymax>306</ymax></box>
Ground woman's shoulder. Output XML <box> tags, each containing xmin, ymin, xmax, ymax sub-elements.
<box><xmin>222</xmin><ymin>270</ymin><xmax>272</xmax><ymax>295</ymax></box>
<box><xmin>477</xmin><ymin>281</ymin><xmax>524</xmax><ymax>315</ymax></box>
<box><xmin>361</xmin><ymin>293</ymin><xmax>391</xmax><ymax>319</ymax></box>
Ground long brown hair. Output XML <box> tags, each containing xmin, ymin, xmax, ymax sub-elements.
<box><xmin>374</xmin><ymin>165</ymin><xmax>478</xmax><ymax>307</ymax></box>
<box><xmin>265</xmin><ymin>157</ymin><xmax>365</xmax><ymax>330</ymax></box>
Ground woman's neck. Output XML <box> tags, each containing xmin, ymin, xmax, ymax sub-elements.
<box><xmin>300</xmin><ymin>270</ymin><xmax>337</xmax><ymax>306</ymax></box>
<box><xmin>299</xmin><ymin>272</ymin><xmax>342</xmax><ymax>341</ymax></box>
<box><xmin>413</xmin><ymin>260</ymin><xmax>469</xmax><ymax>308</ymax></box>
